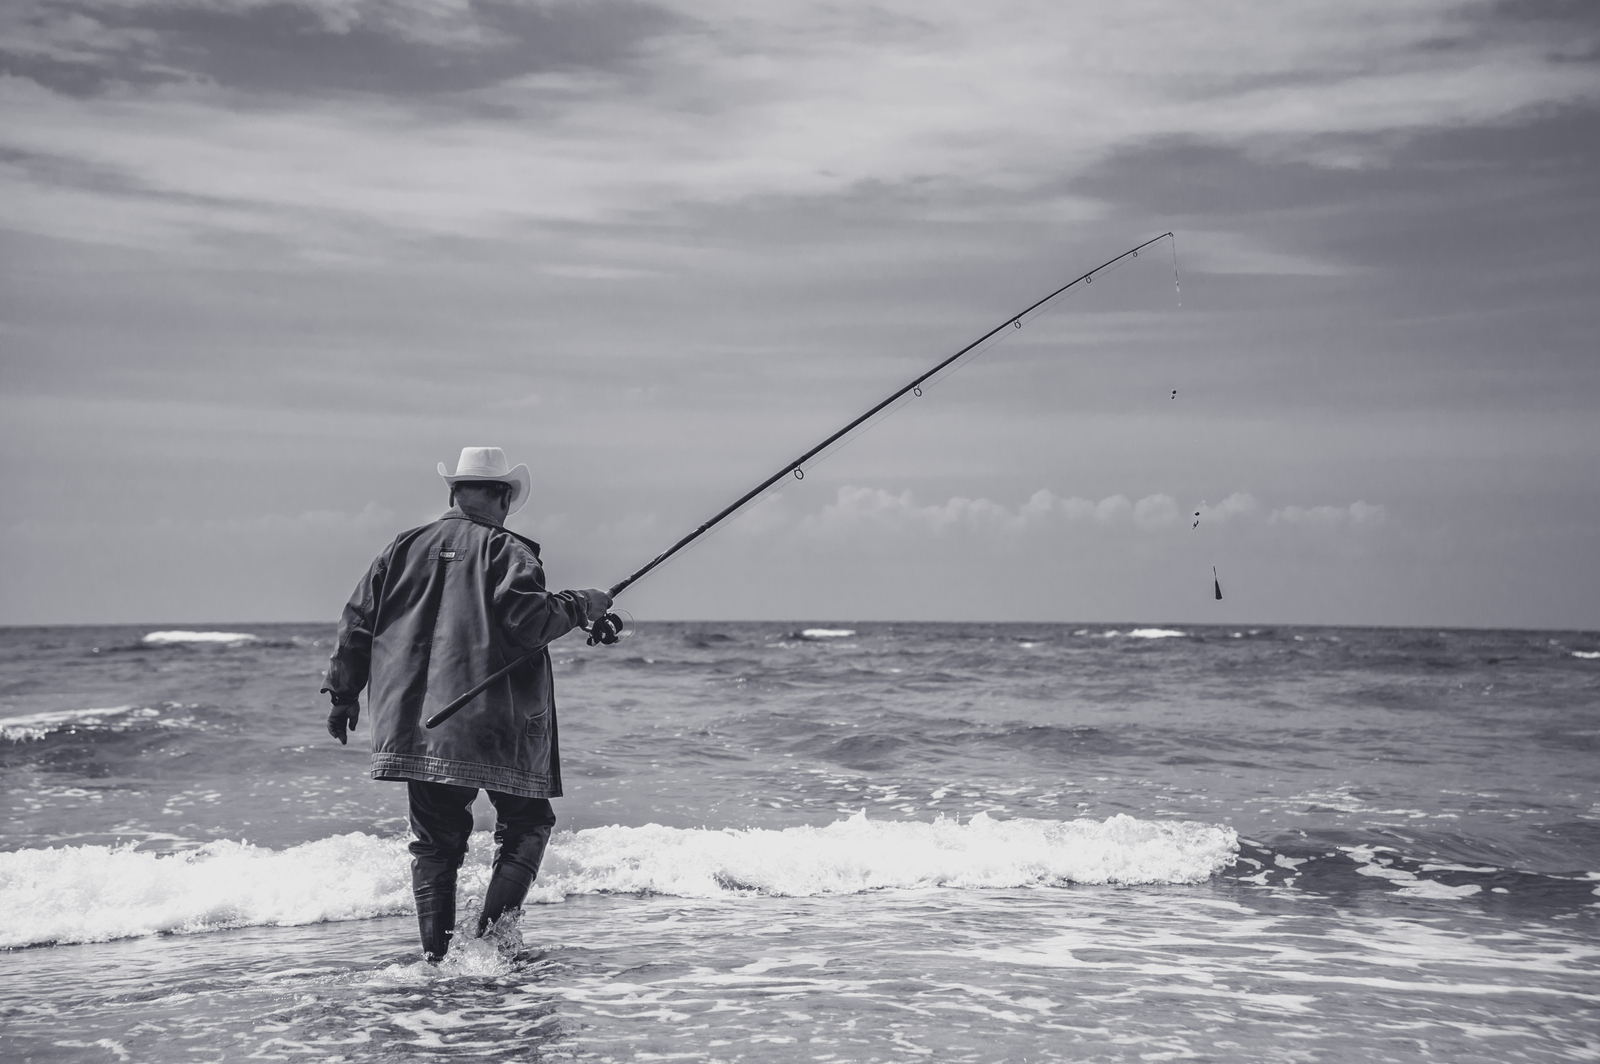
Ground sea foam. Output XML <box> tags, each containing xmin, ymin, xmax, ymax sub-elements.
<box><xmin>0</xmin><ymin>813</ymin><xmax>1237</xmax><ymax>948</ymax></box>
<box><xmin>531</xmin><ymin>811</ymin><xmax>1235</xmax><ymax>900</ymax></box>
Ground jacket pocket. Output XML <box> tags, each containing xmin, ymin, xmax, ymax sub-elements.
<box><xmin>525</xmin><ymin>709</ymin><xmax>549</xmax><ymax>737</ymax></box>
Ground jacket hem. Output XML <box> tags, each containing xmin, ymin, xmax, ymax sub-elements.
<box><xmin>371</xmin><ymin>752</ymin><xmax>562</xmax><ymax>799</ymax></box>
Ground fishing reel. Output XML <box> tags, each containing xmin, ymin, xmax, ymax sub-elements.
<box><xmin>586</xmin><ymin>611</ymin><xmax>627</xmax><ymax>646</ymax></box>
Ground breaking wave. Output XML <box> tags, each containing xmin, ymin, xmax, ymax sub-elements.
<box><xmin>0</xmin><ymin>812</ymin><xmax>1236</xmax><ymax>948</ymax></box>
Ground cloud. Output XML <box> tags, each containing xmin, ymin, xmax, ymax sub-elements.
<box><xmin>1133</xmin><ymin>494</ymin><xmax>1179</xmax><ymax>530</ymax></box>
<box><xmin>0</xmin><ymin>0</ymin><xmax>677</xmax><ymax>96</ymax></box>
<box><xmin>2</xmin><ymin>0</ymin><xmax>1597</xmax><ymax>251</ymax></box>
<box><xmin>519</xmin><ymin>488</ymin><xmax>1344</xmax><ymax>584</ymax></box>
<box><xmin>1174</xmin><ymin>231</ymin><xmax>1357</xmax><ymax>277</ymax></box>
<box><xmin>791</xmin><ymin>487</ymin><xmax>1175</xmax><ymax>540</ymax></box>
<box><xmin>1196</xmin><ymin>494</ymin><xmax>1261</xmax><ymax>524</ymax></box>
<box><xmin>587</xmin><ymin>484</ymin><xmax>1415</xmax><ymax>624</ymax></box>
<box><xmin>718</xmin><ymin>487</ymin><xmax>1383</xmax><ymax>548</ymax></box>
<box><xmin>1270</xmin><ymin>501</ymin><xmax>1387</xmax><ymax>527</ymax></box>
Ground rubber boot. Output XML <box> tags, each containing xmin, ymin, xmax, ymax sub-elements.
<box><xmin>417</xmin><ymin>908</ymin><xmax>455</xmax><ymax>963</ymax></box>
<box><xmin>412</xmin><ymin>858</ymin><xmax>458</xmax><ymax>962</ymax></box>
<box><xmin>476</xmin><ymin>872</ymin><xmax>529</xmax><ymax>937</ymax></box>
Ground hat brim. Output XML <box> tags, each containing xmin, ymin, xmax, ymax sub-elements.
<box><xmin>438</xmin><ymin>462</ymin><xmax>531</xmax><ymax>516</ymax></box>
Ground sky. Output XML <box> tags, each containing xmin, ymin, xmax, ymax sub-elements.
<box><xmin>1</xmin><ymin>0</ymin><xmax>1597</xmax><ymax>628</ymax></box>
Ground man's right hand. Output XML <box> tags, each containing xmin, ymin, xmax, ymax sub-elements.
<box><xmin>578</xmin><ymin>588</ymin><xmax>613</xmax><ymax>621</ymax></box>
<box><xmin>587</xmin><ymin>612</ymin><xmax>625</xmax><ymax>646</ymax></box>
<box><xmin>327</xmin><ymin>700</ymin><xmax>360</xmax><ymax>745</ymax></box>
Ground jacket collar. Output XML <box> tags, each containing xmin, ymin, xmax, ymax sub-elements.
<box><xmin>440</xmin><ymin>507</ymin><xmax>541</xmax><ymax>559</ymax></box>
<box><xmin>442</xmin><ymin>505</ymin><xmax>500</xmax><ymax>528</ymax></box>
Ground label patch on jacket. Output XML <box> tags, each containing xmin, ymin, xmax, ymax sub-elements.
<box><xmin>430</xmin><ymin>547</ymin><xmax>459</xmax><ymax>562</ymax></box>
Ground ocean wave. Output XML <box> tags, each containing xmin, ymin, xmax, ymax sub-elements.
<box><xmin>0</xmin><ymin>813</ymin><xmax>1237</xmax><ymax>949</ymax></box>
<box><xmin>1226</xmin><ymin>836</ymin><xmax>1600</xmax><ymax>908</ymax></box>
<box><xmin>799</xmin><ymin>628</ymin><xmax>856</xmax><ymax>639</ymax></box>
<box><xmin>2</xmin><ymin>706</ymin><xmax>147</xmax><ymax>742</ymax></box>
<box><xmin>142</xmin><ymin>631</ymin><xmax>259</xmax><ymax>645</ymax></box>
<box><xmin>1091</xmin><ymin>628</ymin><xmax>1188</xmax><ymax>639</ymax></box>
<box><xmin>1573</xmin><ymin>651</ymin><xmax>1600</xmax><ymax>660</ymax></box>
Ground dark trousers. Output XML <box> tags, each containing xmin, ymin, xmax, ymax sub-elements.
<box><xmin>407</xmin><ymin>780</ymin><xmax>557</xmax><ymax>921</ymax></box>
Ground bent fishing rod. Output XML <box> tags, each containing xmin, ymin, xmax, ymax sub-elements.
<box><xmin>426</xmin><ymin>232</ymin><xmax>1174</xmax><ymax>729</ymax></box>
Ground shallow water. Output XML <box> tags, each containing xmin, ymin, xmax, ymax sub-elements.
<box><xmin>2</xmin><ymin>621</ymin><xmax>1598</xmax><ymax>1061</ymax></box>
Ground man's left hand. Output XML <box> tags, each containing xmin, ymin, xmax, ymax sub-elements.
<box><xmin>328</xmin><ymin>700</ymin><xmax>361</xmax><ymax>744</ymax></box>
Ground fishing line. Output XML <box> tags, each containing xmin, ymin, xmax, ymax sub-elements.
<box><xmin>1170</xmin><ymin>232</ymin><xmax>1182</xmax><ymax>307</ymax></box>
<box><xmin>612</xmin><ymin>609</ymin><xmax>636</xmax><ymax>640</ymax></box>
<box><xmin>596</xmin><ymin>243</ymin><xmax>1162</xmax><ymax>582</ymax></box>
<box><xmin>427</xmin><ymin>233</ymin><xmax>1176</xmax><ymax>728</ymax></box>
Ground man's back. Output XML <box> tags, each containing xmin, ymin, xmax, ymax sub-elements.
<box><xmin>325</xmin><ymin>508</ymin><xmax>603</xmax><ymax>798</ymax></box>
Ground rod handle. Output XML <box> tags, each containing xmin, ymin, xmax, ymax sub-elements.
<box><xmin>423</xmin><ymin>652</ymin><xmax>533</xmax><ymax>729</ymax></box>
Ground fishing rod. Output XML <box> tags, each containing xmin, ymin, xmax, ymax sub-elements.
<box><xmin>426</xmin><ymin>232</ymin><xmax>1174</xmax><ymax>729</ymax></box>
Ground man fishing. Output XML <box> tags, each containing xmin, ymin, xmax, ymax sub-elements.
<box><xmin>321</xmin><ymin>447</ymin><xmax>622</xmax><ymax>962</ymax></box>
<box><xmin>311</xmin><ymin>238</ymin><xmax>1169</xmax><ymax>964</ymax></box>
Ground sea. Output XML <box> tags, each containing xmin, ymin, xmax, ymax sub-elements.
<box><xmin>1</xmin><ymin>621</ymin><xmax>1597</xmax><ymax>1063</ymax></box>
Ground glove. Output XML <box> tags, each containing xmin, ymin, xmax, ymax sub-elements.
<box><xmin>587</xmin><ymin>612</ymin><xmax>625</xmax><ymax>646</ymax></box>
<box><xmin>577</xmin><ymin>588</ymin><xmax>613</xmax><ymax>623</ymax></box>
<box><xmin>327</xmin><ymin>699</ymin><xmax>360</xmax><ymax>745</ymax></box>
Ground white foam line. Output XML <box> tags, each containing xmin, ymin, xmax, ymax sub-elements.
<box><xmin>1</xmin><ymin>706</ymin><xmax>145</xmax><ymax>742</ymax></box>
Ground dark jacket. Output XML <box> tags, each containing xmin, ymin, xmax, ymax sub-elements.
<box><xmin>322</xmin><ymin>508</ymin><xmax>600</xmax><ymax>798</ymax></box>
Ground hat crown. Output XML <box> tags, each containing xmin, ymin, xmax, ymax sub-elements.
<box><xmin>438</xmin><ymin>446</ymin><xmax>530</xmax><ymax>515</ymax></box>
<box><xmin>450</xmin><ymin>447</ymin><xmax>510</xmax><ymax>478</ymax></box>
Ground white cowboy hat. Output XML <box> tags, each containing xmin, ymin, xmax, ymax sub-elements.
<box><xmin>438</xmin><ymin>447</ymin><xmax>531</xmax><ymax>516</ymax></box>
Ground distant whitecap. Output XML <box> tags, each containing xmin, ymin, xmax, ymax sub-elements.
<box><xmin>1126</xmin><ymin>629</ymin><xmax>1187</xmax><ymax>639</ymax></box>
<box><xmin>143</xmin><ymin>631</ymin><xmax>259</xmax><ymax>645</ymax></box>
<box><xmin>1574</xmin><ymin>651</ymin><xmax>1600</xmax><ymax>660</ymax></box>
<box><xmin>801</xmin><ymin>629</ymin><xmax>856</xmax><ymax>639</ymax></box>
